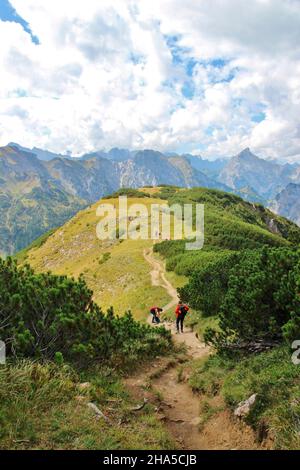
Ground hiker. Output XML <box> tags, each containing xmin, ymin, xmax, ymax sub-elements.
<box><xmin>150</xmin><ymin>306</ymin><xmax>163</xmax><ymax>324</ymax></box>
<box><xmin>175</xmin><ymin>301</ymin><xmax>189</xmax><ymax>333</ymax></box>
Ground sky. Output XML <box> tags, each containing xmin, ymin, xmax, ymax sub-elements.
<box><xmin>0</xmin><ymin>0</ymin><xmax>300</xmax><ymax>161</ymax></box>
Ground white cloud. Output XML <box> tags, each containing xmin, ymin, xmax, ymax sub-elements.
<box><xmin>0</xmin><ymin>0</ymin><xmax>299</xmax><ymax>160</ymax></box>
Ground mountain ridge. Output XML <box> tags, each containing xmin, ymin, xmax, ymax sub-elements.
<box><xmin>16</xmin><ymin>186</ymin><xmax>300</xmax><ymax>316</ymax></box>
<box><xmin>218</xmin><ymin>148</ymin><xmax>294</xmax><ymax>200</ymax></box>
<box><xmin>1</xmin><ymin>143</ymin><xmax>300</xmax><ymax>255</ymax></box>
<box><xmin>0</xmin><ymin>144</ymin><xmax>229</xmax><ymax>254</ymax></box>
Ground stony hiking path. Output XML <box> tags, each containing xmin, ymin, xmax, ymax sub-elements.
<box><xmin>143</xmin><ymin>247</ymin><xmax>207</xmax><ymax>357</ymax></box>
<box><xmin>125</xmin><ymin>247</ymin><xmax>263</xmax><ymax>450</ymax></box>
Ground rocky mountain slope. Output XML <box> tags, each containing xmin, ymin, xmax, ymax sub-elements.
<box><xmin>216</xmin><ymin>148</ymin><xmax>300</xmax><ymax>225</ymax></box>
<box><xmin>218</xmin><ymin>148</ymin><xmax>294</xmax><ymax>201</ymax></box>
<box><xmin>270</xmin><ymin>183</ymin><xmax>300</xmax><ymax>226</ymax></box>
<box><xmin>8</xmin><ymin>142</ymin><xmax>72</xmax><ymax>161</ymax></box>
<box><xmin>0</xmin><ymin>145</ymin><xmax>228</xmax><ymax>254</ymax></box>
<box><xmin>0</xmin><ymin>146</ymin><xmax>87</xmax><ymax>256</ymax></box>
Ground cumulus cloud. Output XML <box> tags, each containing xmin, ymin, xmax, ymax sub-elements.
<box><xmin>0</xmin><ymin>0</ymin><xmax>299</xmax><ymax>160</ymax></box>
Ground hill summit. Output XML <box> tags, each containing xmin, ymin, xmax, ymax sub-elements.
<box><xmin>17</xmin><ymin>186</ymin><xmax>300</xmax><ymax>319</ymax></box>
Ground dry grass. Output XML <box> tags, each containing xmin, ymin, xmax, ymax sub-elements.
<box><xmin>18</xmin><ymin>196</ymin><xmax>177</xmax><ymax>320</ymax></box>
<box><xmin>0</xmin><ymin>360</ymin><xmax>175</xmax><ymax>450</ymax></box>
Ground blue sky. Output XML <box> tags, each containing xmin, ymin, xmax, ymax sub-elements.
<box><xmin>0</xmin><ymin>0</ymin><xmax>299</xmax><ymax>161</ymax></box>
<box><xmin>0</xmin><ymin>0</ymin><xmax>38</xmax><ymax>43</ymax></box>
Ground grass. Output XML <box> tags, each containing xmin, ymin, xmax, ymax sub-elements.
<box><xmin>152</xmin><ymin>185</ymin><xmax>300</xmax><ymax>336</ymax></box>
<box><xmin>13</xmin><ymin>228</ymin><xmax>57</xmax><ymax>264</ymax></box>
<box><xmin>150</xmin><ymin>187</ymin><xmax>300</xmax><ymax>449</ymax></box>
<box><xmin>185</xmin><ymin>310</ymin><xmax>219</xmax><ymax>340</ymax></box>
<box><xmin>188</xmin><ymin>347</ymin><xmax>300</xmax><ymax>449</ymax></box>
<box><xmin>0</xmin><ymin>360</ymin><xmax>175</xmax><ymax>450</ymax></box>
<box><xmin>15</xmin><ymin>196</ymin><xmax>173</xmax><ymax>321</ymax></box>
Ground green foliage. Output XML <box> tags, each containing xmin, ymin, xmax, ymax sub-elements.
<box><xmin>153</xmin><ymin>239</ymin><xmax>186</xmax><ymax>258</ymax></box>
<box><xmin>0</xmin><ymin>258</ymin><xmax>171</xmax><ymax>367</ymax></box>
<box><xmin>106</xmin><ymin>188</ymin><xmax>150</xmax><ymax>199</ymax></box>
<box><xmin>54</xmin><ymin>352</ymin><xmax>64</xmax><ymax>365</ymax></box>
<box><xmin>179</xmin><ymin>251</ymin><xmax>240</xmax><ymax>315</ymax></box>
<box><xmin>152</xmin><ymin>187</ymin><xmax>300</xmax><ymax>449</ymax></box>
<box><xmin>204</xmin><ymin>247</ymin><xmax>300</xmax><ymax>349</ymax></box>
<box><xmin>99</xmin><ymin>252</ymin><xmax>111</xmax><ymax>265</ymax></box>
<box><xmin>154</xmin><ymin>188</ymin><xmax>299</xmax><ymax>308</ymax></box>
<box><xmin>155</xmin><ymin>187</ymin><xmax>299</xmax><ymax>250</ymax></box>
<box><xmin>153</xmin><ymin>188</ymin><xmax>300</xmax><ymax>348</ymax></box>
<box><xmin>165</xmin><ymin>249</ymin><xmax>232</xmax><ymax>277</ymax></box>
<box><xmin>156</xmin><ymin>186</ymin><xmax>180</xmax><ymax>199</ymax></box>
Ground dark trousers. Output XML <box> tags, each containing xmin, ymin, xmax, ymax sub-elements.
<box><xmin>176</xmin><ymin>314</ymin><xmax>185</xmax><ymax>332</ymax></box>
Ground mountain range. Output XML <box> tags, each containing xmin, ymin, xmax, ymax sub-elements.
<box><xmin>0</xmin><ymin>143</ymin><xmax>299</xmax><ymax>255</ymax></box>
<box><xmin>218</xmin><ymin>148</ymin><xmax>299</xmax><ymax>200</ymax></box>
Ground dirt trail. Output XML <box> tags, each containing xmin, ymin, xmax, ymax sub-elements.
<box><xmin>126</xmin><ymin>247</ymin><xmax>262</xmax><ymax>450</ymax></box>
<box><xmin>143</xmin><ymin>247</ymin><xmax>178</xmax><ymax>312</ymax></box>
<box><xmin>143</xmin><ymin>247</ymin><xmax>208</xmax><ymax>358</ymax></box>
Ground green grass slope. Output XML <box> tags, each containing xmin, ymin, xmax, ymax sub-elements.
<box><xmin>16</xmin><ymin>192</ymin><xmax>172</xmax><ymax>320</ymax></box>
<box><xmin>154</xmin><ymin>186</ymin><xmax>300</xmax><ymax>277</ymax></box>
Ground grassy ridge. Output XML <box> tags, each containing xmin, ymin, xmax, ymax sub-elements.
<box><xmin>0</xmin><ymin>360</ymin><xmax>175</xmax><ymax>450</ymax></box>
<box><xmin>154</xmin><ymin>186</ymin><xmax>299</xmax><ymax>277</ymax></box>
<box><xmin>15</xmin><ymin>196</ymin><xmax>172</xmax><ymax>320</ymax></box>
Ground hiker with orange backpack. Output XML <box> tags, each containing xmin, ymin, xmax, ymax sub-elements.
<box><xmin>175</xmin><ymin>301</ymin><xmax>189</xmax><ymax>333</ymax></box>
<box><xmin>150</xmin><ymin>306</ymin><xmax>163</xmax><ymax>324</ymax></box>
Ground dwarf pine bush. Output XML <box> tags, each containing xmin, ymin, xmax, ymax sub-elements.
<box><xmin>0</xmin><ymin>258</ymin><xmax>171</xmax><ymax>367</ymax></box>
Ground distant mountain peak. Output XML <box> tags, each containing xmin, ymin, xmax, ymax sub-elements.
<box><xmin>8</xmin><ymin>141</ymin><xmax>21</xmax><ymax>148</ymax></box>
<box><xmin>236</xmin><ymin>147</ymin><xmax>256</xmax><ymax>160</ymax></box>
<box><xmin>6</xmin><ymin>142</ymin><xmax>70</xmax><ymax>161</ymax></box>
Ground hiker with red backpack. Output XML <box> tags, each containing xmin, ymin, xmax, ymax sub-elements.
<box><xmin>150</xmin><ymin>306</ymin><xmax>163</xmax><ymax>324</ymax></box>
<box><xmin>175</xmin><ymin>301</ymin><xmax>189</xmax><ymax>333</ymax></box>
